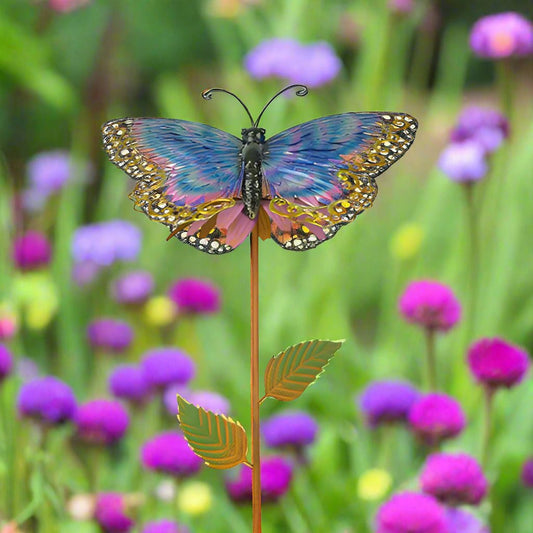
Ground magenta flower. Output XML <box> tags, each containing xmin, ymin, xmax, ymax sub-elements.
<box><xmin>420</xmin><ymin>453</ymin><xmax>488</xmax><ymax>505</ymax></box>
<box><xmin>438</xmin><ymin>142</ymin><xmax>488</xmax><ymax>183</ymax></box>
<box><xmin>109</xmin><ymin>365</ymin><xmax>150</xmax><ymax>404</ymax></box>
<box><xmin>376</xmin><ymin>492</ymin><xmax>447</xmax><ymax>533</ymax></box>
<box><xmin>141</xmin><ymin>520</ymin><xmax>190</xmax><ymax>533</ymax></box>
<box><xmin>141</xmin><ymin>431</ymin><xmax>203</xmax><ymax>478</ymax></box>
<box><xmin>399</xmin><ymin>280</ymin><xmax>461</xmax><ymax>332</ymax></box>
<box><xmin>470</xmin><ymin>12</ymin><xmax>533</xmax><ymax>59</ymax></box>
<box><xmin>168</xmin><ymin>278</ymin><xmax>220</xmax><ymax>315</ymax></box>
<box><xmin>226</xmin><ymin>456</ymin><xmax>293</xmax><ymax>503</ymax></box>
<box><xmin>112</xmin><ymin>271</ymin><xmax>154</xmax><ymax>305</ymax></box>
<box><xmin>12</xmin><ymin>231</ymin><xmax>52</xmax><ymax>271</ymax></box>
<box><xmin>521</xmin><ymin>458</ymin><xmax>533</xmax><ymax>488</ymax></box>
<box><xmin>75</xmin><ymin>399</ymin><xmax>129</xmax><ymax>445</ymax></box>
<box><xmin>0</xmin><ymin>309</ymin><xmax>17</xmax><ymax>341</ymax></box>
<box><xmin>87</xmin><ymin>318</ymin><xmax>133</xmax><ymax>354</ymax></box>
<box><xmin>94</xmin><ymin>493</ymin><xmax>134</xmax><ymax>533</ymax></box>
<box><xmin>262</xmin><ymin>411</ymin><xmax>318</xmax><ymax>450</ymax></box>
<box><xmin>141</xmin><ymin>348</ymin><xmax>195</xmax><ymax>389</ymax></box>
<box><xmin>408</xmin><ymin>393</ymin><xmax>466</xmax><ymax>446</ymax></box>
<box><xmin>0</xmin><ymin>344</ymin><xmax>13</xmax><ymax>382</ymax></box>
<box><xmin>358</xmin><ymin>380</ymin><xmax>420</xmax><ymax>427</ymax></box>
<box><xmin>467</xmin><ymin>337</ymin><xmax>529</xmax><ymax>390</ymax></box>
<box><xmin>165</xmin><ymin>387</ymin><xmax>230</xmax><ymax>416</ymax></box>
<box><xmin>17</xmin><ymin>376</ymin><xmax>76</xmax><ymax>425</ymax></box>
<box><xmin>445</xmin><ymin>508</ymin><xmax>489</xmax><ymax>533</ymax></box>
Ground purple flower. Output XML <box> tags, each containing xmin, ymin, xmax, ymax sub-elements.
<box><xmin>12</xmin><ymin>231</ymin><xmax>52</xmax><ymax>271</ymax></box>
<box><xmin>376</xmin><ymin>492</ymin><xmax>447</xmax><ymax>533</ymax></box>
<box><xmin>87</xmin><ymin>318</ymin><xmax>133</xmax><ymax>354</ymax></box>
<box><xmin>141</xmin><ymin>520</ymin><xmax>190</xmax><ymax>533</ymax></box>
<box><xmin>226</xmin><ymin>456</ymin><xmax>293</xmax><ymax>503</ymax></box>
<box><xmin>72</xmin><ymin>220</ymin><xmax>141</xmax><ymax>267</ymax></box>
<box><xmin>95</xmin><ymin>493</ymin><xmax>134</xmax><ymax>533</ymax></box>
<box><xmin>168</xmin><ymin>278</ymin><xmax>220</xmax><ymax>315</ymax></box>
<box><xmin>245</xmin><ymin>38</ymin><xmax>341</xmax><ymax>88</ymax></box>
<box><xmin>17</xmin><ymin>376</ymin><xmax>76</xmax><ymax>424</ymax></box>
<box><xmin>450</xmin><ymin>106</ymin><xmax>509</xmax><ymax>153</ymax></box>
<box><xmin>420</xmin><ymin>453</ymin><xmax>488</xmax><ymax>505</ymax></box>
<box><xmin>142</xmin><ymin>348</ymin><xmax>195</xmax><ymax>389</ymax></box>
<box><xmin>438</xmin><ymin>141</ymin><xmax>488</xmax><ymax>182</ymax></box>
<box><xmin>72</xmin><ymin>261</ymin><xmax>101</xmax><ymax>286</ymax></box>
<box><xmin>445</xmin><ymin>508</ymin><xmax>489</xmax><ymax>533</ymax></box>
<box><xmin>165</xmin><ymin>386</ymin><xmax>230</xmax><ymax>416</ymax></box>
<box><xmin>359</xmin><ymin>380</ymin><xmax>420</xmax><ymax>427</ymax></box>
<box><xmin>399</xmin><ymin>280</ymin><xmax>461</xmax><ymax>331</ymax></box>
<box><xmin>470</xmin><ymin>12</ymin><xmax>533</xmax><ymax>59</ymax></box>
<box><xmin>408</xmin><ymin>393</ymin><xmax>466</xmax><ymax>446</ymax></box>
<box><xmin>467</xmin><ymin>337</ymin><xmax>529</xmax><ymax>390</ymax></box>
<box><xmin>0</xmin><ymin>344</ymin><xmax>13</xmax><ymax>381</ymax></box>
<box><xmin>141</xmin><ymin>431</ymin><xmax>203</xmax><ymax>478</ymax></box>
<box><xmin>112</xmin><ymin>271</ymin><xmax>154</xmax><ymax>305</ymax></box>
<box><xmin>262</xmin><ymin>411</ymin><xmax>318</xmax><ymax>450</ymax></box>
<box><xmin>388</xmin><ymin>0</ymin><xmax>414</xmax><ymax>15</ymax></box>
<box><xmin>75</xmin><ymin>399</ymin><xmax>129</xmax><ymax>445</ymax></box>
<box><xmin>109</xmin><ymin>365</ymin><xmax>150</xmax><ymax>404</ymax></box>
<box><xmin>27</xmin><ymin>151</ymin><xmax>72</xmax><ymax>194</ymax></box>
<box><xmin>521</xmin><ymin>458</ymin><xmax>533</xmax><ymax>488</ymax></box>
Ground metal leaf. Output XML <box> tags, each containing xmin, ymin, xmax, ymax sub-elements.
<box><xmin>262</xmin><ymin>339</ymin><xmax>344</xmax><ymax>402</ymax></box>
<box><xmin>177</xmin><ymin>396</ymin><xmax>248</xmax><ymax>469</ymax></box>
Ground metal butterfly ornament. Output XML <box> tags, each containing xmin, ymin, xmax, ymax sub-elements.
<box><xmin>102</xmin><ymin>84</ymin><xmax>418</xmax><ymax>254</ymax></box>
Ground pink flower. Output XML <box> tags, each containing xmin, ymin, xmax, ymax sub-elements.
<box><xmin>168</xmin><ymin>278</ymin><xmax>220</xmax><ymax>314</ymax></box>
<box><xmin>49</xmin><ymin>0</ymin><xmax>91</xmax><ymax>13</ymax></box>
<box><xmin>94</xmin><ymin>493</ymin><xmax>133</xmax><ymax>533</ymax></box>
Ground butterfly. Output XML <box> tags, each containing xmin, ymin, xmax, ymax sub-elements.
<box><xmin>102</xmin><ymin>84</ymin><xmax>418</xmax><ymax>254</ymax></box>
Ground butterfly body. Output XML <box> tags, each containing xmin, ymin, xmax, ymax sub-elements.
<box><xmin>102</xmin><ymin>85</ymin><xmax>418</xmax><ymax>254</ymax></box>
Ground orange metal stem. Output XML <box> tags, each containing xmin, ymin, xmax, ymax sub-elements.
<box><xmin>250</xmin><ymin>225</ymin><xmax>262</xmax><ymax>532</ymax></box>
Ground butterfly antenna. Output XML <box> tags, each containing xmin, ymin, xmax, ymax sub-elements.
<box><xmin>202</xmin><ymin>88</ymin><xmax>255</xmax><ymax>127</ymax></box>
<box><xmin>254</xmin><ymin>84</ymin><xmax>308</xmax><ymax>127</ymax></box>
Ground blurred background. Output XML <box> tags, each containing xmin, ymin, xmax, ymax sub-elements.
<box><xmin>1</xmin><ymin>0</ymin><xmax>532</xmax><ymax>532</ymax></box>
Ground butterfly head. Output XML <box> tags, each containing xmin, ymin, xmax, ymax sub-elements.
<box><xmin>241</xmin><ymin>127</ymin><xmax>266</xmax><ymax>144</ymax></box>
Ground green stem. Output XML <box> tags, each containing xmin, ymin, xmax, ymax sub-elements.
<box><xmin>496</xmin><ymin>60</ymin><xmax>515</xmax><ymax>126</ymax></box>
<box><xmin>424</xmin><ymin>328</ymin><xmax>437</xmax><ymax>391</ymax></box>
<box><xmin>481</xmin><ymin>387</ymin><xmax>495</xmax><ymax>468</ymax></box>
<box><xmin>463</xmin><ymin>183</ymin><xmax>479</xmax><ymax>340</ymax></box>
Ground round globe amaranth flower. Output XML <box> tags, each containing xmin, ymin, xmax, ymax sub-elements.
<box><xmin>0</xmin><ymin>344</ymin><xmax>14</xmax><ymax>381</ymax></box>
<box><xmin>262</xmin><ymin>411</ymin><xmax>318</xmax><ymax>450</ymax></box>
<box><xmin>109</xmin><ymin>365</ymin><xmax>150</xmax><ymax>404</ymax></box>
<box><xmin>399</xmin><ymin>280</ymin><xmax>461</xmax><ymax>332</ymax></box>
<box><xmin>376</xmin><ymin>491</ymin><xmax>447</xmax><ymax>533</ymax></box>
<box><xmin>470</xmin><ymin>12</ymin><xmax>533</xmax><ymax>59</ymax></box>
<box><xmin>144</xmin><ymin>296</ymin><xmax>177</xmax><ymax>326</ymax></box>
<box><xmin>357</xmin><ymin>468</ymin><xmax>393</xmax><ymax>501</ymax></box>
<box><xmin>390</xmin><ymin>223</ymin><xmax>424</xmax><ymax>261</ymax></box>
<box><xmin>166</xmin><ymin>387</ymin><xmax>230</xmax><ymax>416</ymax></box>
<box><xmin>141</xmin><ymin>520</ymin><xmax>190</xmax><ymax>533</ymax></box>
<box><xmin>244</xmin><ymin>38</ymin><xmax>341</xmax><ymax>88</ymax></box>
<box><xmin>467</xmin><ymin>337</ymin><xmax>530</xmax><ymax>390</ymax></box>
<box><xmin>358</xmin><ymin>380</ymin><xmax>420</xmax><ymax>427</ymax></box>
<box><xmin>87</xmin><ymin>318</ymin><xmax>133</xmax><ymax>354</ymax></box>
<box><xmin>438</xmin><ymin>141</ymin><xmax>488</xmax><ymax>183</ymax></box>
<box><xmin>445</xmin><ymin>508</ymin><xmax>489</xmax><ymax>533</ymax></box>
<box><xmin>12</xmin><ymin>231</ymin><xmax>52</xmax><ymax>271</ymax></box>
<box><xmin>27</xmin><ymin>150</ymin><xmax>72</xmax><ymax>194</ymax></box>
<box><xmin>177</xmin><ymin>481</ymin><xmax>213</xmax><ymax>516</ymax></box>
<box><xmin>72</xmin><ymin>220</ymin><xmax>141</xmax><ymax>267</ymax></box>
<box><xmin>94</xmin><ymin>493</ymin><xmax>134</xmax><ymax>533</ymax></box>
<box><xmin>17</xmin><ymin>376</ymin><xmax>76</xmax><ymax>424</ymax></box>
<box><xmin>451</xmin><ymin>106</ymin><xmax>509</xmax><ymax>153</ymax></box>
<box><xmin>112</xmin><ymin>271</ymin><xmax>154</xmax><ymax>306</ymax></box>
<box><xmin>521</xmin><ymin>457</ymin><xmax>533</xmax><ymax>488</ymax></box>
<box><xmin>420</xmin><ymin>453</ymin><xmax>488</xmax><ymax>505</ymax></box>
<box><xmin>408</xmin><ymin>393</ymin><xmax>466</xmax><ymax>446</ymax></box>
<box><xmin>0</xmin><ymin>305</ymin><xmax>18</xmax><ymax>341</ymax></box>
<box><xmin>75</xmin><ymin>399</ymin><xmax>129</xmax><ymax>445</ymax></box>
<box><xmin>141</xmin><ymin>431</ymin><xmax>203</xmax><ymax>478</ymax></box>
<box><xmin>142</xmin><ymin>348</ymin><xmax>195</xmax><ymax>389</ymax></box>
<box><xmin>168</xmin><ymin>278</ymin><xmax>220</xmax><ymax>315</ymax></box>
<box><xmin>226</xmin><ymin>456</ymin><xmax>293</xmax><ymax>503</ymax></box>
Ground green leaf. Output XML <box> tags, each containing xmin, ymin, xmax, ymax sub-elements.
<box><xmin>262</xmin><ymin>339</ymin><xmax>344</xmax><ymax>402</ymax></box>
<box><xmin>177</xmin><ymin>396</ymin><xmax>248</xmax><ymax>469</ymax></box>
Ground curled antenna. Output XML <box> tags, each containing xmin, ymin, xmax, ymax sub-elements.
<box><xmin>254</xmin><ymin>84</ymin><xmax>308</xmax><ymax>127</ymax></box>
<box><xmin>202</xmin><ymin>88</ymin><xmax>255</xmax><ymax>126</ymax></box>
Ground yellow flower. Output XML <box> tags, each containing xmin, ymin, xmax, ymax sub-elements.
<box><xmin>144</xmin><ymin>296</ymin><xmax>176</xmax><ymax>327</ymax></box>
<box><xmin>357</xmin><ymin>468</ymin><xmax>392</xmax><ymax>501</ymax></box>
<box><xmin>177</xmin><ymin>481</ymin><xmax>213</xmax><ymax>515</ymax></box>
<box><xmin>390</xmin><ymin>223</ymin><xmax>424</xmax><ymax>260</ymax></box>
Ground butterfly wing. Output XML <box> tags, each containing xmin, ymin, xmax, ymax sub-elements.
<box><xmin>262</xmin><ymin>112</ymin><xmax>418</xmax><ymax>250</ymax></box>
<box><xmin>102</xmin><ymin>118</ymin><xmax>248</xmax><ymax>253</ymax></box>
